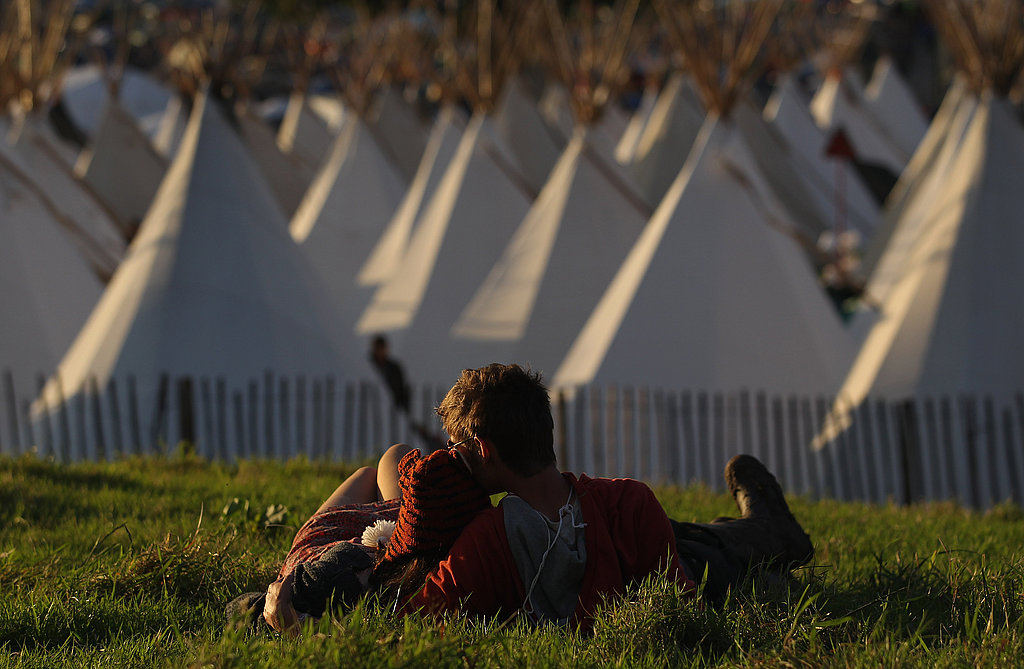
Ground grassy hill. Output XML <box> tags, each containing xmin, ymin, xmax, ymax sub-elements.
<box><xmin>2</xmin><ymin>453</ymin><xmax>1023</xmax><ymax>667</ymax></box>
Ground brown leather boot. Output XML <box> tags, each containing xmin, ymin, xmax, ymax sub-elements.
<box><xmin>718</xmin><ymin>454</ymin><xmax>814</xmax><ymax>569</ymax></box>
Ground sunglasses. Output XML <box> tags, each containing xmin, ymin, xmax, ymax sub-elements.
<box><xmin>446</xmin><ymin>436</ymin><xmax>476</xmax><ymax>450</ymax></box>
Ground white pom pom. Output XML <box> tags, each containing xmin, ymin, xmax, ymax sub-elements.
<box><xmin>361</xmin><ymin>519</ymin><xmax>396</xmax><ymax>548</ymax></box>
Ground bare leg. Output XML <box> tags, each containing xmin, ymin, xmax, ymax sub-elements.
<box><xmin>314</xmin><ymin>443</ymin><xmax>417</xmax><ymax>513</ymax></box>
<box><xmin>316</xmin><ymin>467</ymin><xmax>379</xmax><ymax>514</ymax></box>
<box><xmin>377</xmin><ymin>443</ymin><xmax>417</xmax><ymax>501</ymax></box>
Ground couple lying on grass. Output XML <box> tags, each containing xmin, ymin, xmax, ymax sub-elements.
<box><xmin>229</xmin><ymin>363</ymin><xmax>814</xmax><ymax>633</ymax></box>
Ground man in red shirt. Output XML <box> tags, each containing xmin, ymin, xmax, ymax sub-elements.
<box><xmin>396</xmin><ymin>363</ymin><xmax>813</xmax><ymax>626</ymax></box>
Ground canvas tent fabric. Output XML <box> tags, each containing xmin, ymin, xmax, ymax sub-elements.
<box><xmin>452</xmin><ymin>126</ymin><xmax>648</xmax><ymax>378</ymax></box>
<box><xmin>73</xmin><ymin>98</ymin><xmax>168</xmax><ymax>235</ymax></box>
<box><xmin>627</xmin><ymin>72</ymin><xmax>706</xmax><ymax>210</ymax></box>
<box><xmin>2</xmin><ymin>113</ymin><xmax>126</xmax><ymax>278</ymax></box>
<box><xmin>614</xmin><ymin>83</ymin><xmax>660</xmax><ymax>165</ymax></box>
<box><xmin>554</xmin><ymin>114</ymin><xmax>855</xmax><ymax>396</ymax></box>
<box><xmin>827</xmin><ymin>95</ymin><xmax>1024</xmax><ymax>405</ymax></box>
<box><xmin>357</xmin><ymin>105</ymin><xmax>465</xmax><ymax>287</ymax></box>
<box><xmin>277</xmin><ymin>92</ymin><xmax>337</xmax><ymax>172</ymax></box>
<box><xmin>35</xmin><ymin>91</ymin><xmax>365</xmax><ymax>433</ymax></box>
<box><xmin>366</xmin><ymin>85</ymin><xmax>428</xmax><ymax>184</ymax></box>
<box><xmin>290</xmin><ymin>114</ymin><xmax>407</xmax><ymax>325</ymax></box>
<box><xmin>237</xmin><ymin>104</ymin><xmax>318</xmax><ymax>220</ymax></box>
<box><xmin>857</xmin><ymin>78</ymin><xmax>973</xmax><ymax>286</ymax></box>
<box><xmin>863</xmin><ymin>56</ymin><xmax>929</xmax><ymax>161</ymax></box>
<box><xmin>0</xmin><ymin>158</ymin><xmax>103</xmax><ymax>429</ymax></box>
<box><xmin>762</xmin><ymin>73</ymin><xmax>879</xmax><ymax>240</ymax></box>
<box><xmin>152</xmin><ymin>95</ymin><xmax>188</xmax><ymax>159</ymax></box>
<box><xmin>357</xmin><ymin>112</ymin><xmax>533</xmax><ymax>386</ymax></box>
<box><xmin>60</xmin><ymin>64</ymin><xmax>175</xmax><ymax>139</ymax></box>
<box><xmin>493</xmin><ymin>77</ymin><xmax>566</xmax><ymax>196</ymax></box>
<box><xmin>810</xmin><ymin>69</ymin><xmax>910</xmax><ymax>178</ymax></box>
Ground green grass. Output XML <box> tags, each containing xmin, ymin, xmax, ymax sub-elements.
<box><xmin>2</xmin><ymin>452</ymin><xmax>1024</xmax><ymax>668</ymax></box>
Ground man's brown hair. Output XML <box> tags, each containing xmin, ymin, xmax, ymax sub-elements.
<box><xmin>436</xmin><ymin>363</ymin><xmax>555</xmax><ymax>477</ymax></box>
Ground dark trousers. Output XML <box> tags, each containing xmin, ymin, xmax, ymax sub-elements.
<box><xmin>670</xmin><ymin>517</ymin><xmax>781</xmax><ymax>602</ymax></box>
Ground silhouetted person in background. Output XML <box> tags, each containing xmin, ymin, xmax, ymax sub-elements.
<box><xmin>370</xmin><ymin>335</ymin><xmax>411</xmax><ymax>413</ymax></box>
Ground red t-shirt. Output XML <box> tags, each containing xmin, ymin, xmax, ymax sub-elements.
<box><xmin>399</xmin><ymin>473</ymin><xmax>695</xmax><ymax>627</ymax></box>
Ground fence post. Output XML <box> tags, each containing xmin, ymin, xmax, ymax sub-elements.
<box><xmin>326</xmin><ymin>375</ymin><xmax>337</xmax><ymax>460</ymax></box>
<box><xmin>857</xmin><ymin>400</ymin><xmax>880</xmax><ymax>503</ymax></box>
<box><xmin>799</xmin><ymin>398</ymin><xmax>816</xmax><ymax>497</ymax></box>
<box><xmin>786</xmin><ymin>397</ymin><xmax>803</xmax><ymax>494</ymax></box>
<box><xmin>556</xmin><ymin>390</ymin><xmax>568</xmax><ymax>470</ymax></box>
<box><xmin>233</xmin><ymin>390</ymin><xmax>246</xmax><ymax>459</ymax></box>
<box><xmin>712</xmin><ymin>393</ymin><xmax>727</xmax><ymax>492</ymax></box>
<box><xmin>200</xmin><ymin>378</ymin><xmax>214</xmax><ymax>460</ymax></box>
<box><xmin>108</xmin><ymin>378</ymin><xmax>124</xmax><ymax>459</ymax></box>
<box><xmin>176</xmin><ymin>377</ymin><xmax>196</xmax><ymax>452</ymax></box>
<box><xmin>983</xmin><ymin>397</ymin><xmax>1007</xmax><ymax>506</ymax></box>
<box><xmin>89</xmin><ymin>377</ymin><xmax>107</xmax><ymax>460</ymax></box>
<box><xmin>2</xmin><ymin>370</ymin><xmax>19</xmax><ymax>455</ymax></box>
<box><xmin>312</xmin><ymin>379</ymin><xmax>323</xmax><ymax>460</ymax></box>
<box><xmin>216</xmin><ymin>378</ymin><xmax>228</xmax><ymax>460</ymax></box>
<box><xmin>680</xmin><ymin>391</ymin><xmax>695</xmax><ymax>485</ymax></box>
<box><xmin>264</xmin><ymin>371</ymin><xmax>276</xmax><ymax>460</ymax></box>
<box><xmin>54</xmin><ymin>373</ymin><xmax>71</xmax><ymax>463</ymax></box>
<box><xmin>574</xmin><ymin>386</ymin><xmax>588</xmax><ymax>475</ymax></box>
<box><xmin>74</xmin><ymin>389</ymin><xmax>88</xmax><ymax>460</ymax></box>
<box><xmin>21</xmin><ymin>399</ymin><xmax>35</xmax><ymax>455</ymax></box>
<box><xmin>248</xmin><ymin>380</ymin><xmax>260</xmax><ymax>458</ymax></box>
<box><xmin>279</xmin><ymin>377</ymin><xmax>291</xmax><ymax>460</ymax></box>
<box><xmin>1001</xmin><ymin>406</ymin><xmax>1021</xmax><ymax>504</ymax></box>
<box><xmin>343</xmin><ymin>381</ymin><xmax>355</xmax><ymax>462</ymax></box>
<box><xmin>296</xmin><ymin>375</ymin><xmax>307</xmax><ymax>458</ymax></box>
<box><xmin>150</xmin><ymin>373</ymin><xmax>170</xmax><ymax>452</ymax></box>
<box><xmin>128</xmin><ymin>376</ymin><xmax>141</xmax><ymax>456</ymax></box>
<box><xmin>895</xmin><ymin>400</ymin><xmax>920</xmax><ymax>505</ymax></box>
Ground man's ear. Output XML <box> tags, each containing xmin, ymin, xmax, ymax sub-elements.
<box><xmin>475</xmin><ymin>437</ymin><xmax>494</xmax><ymax>459</ymax></box>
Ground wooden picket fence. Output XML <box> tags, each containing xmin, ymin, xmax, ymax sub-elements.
<box><xmin>554</xmin><ymin>386</ymin><xmax>1024</xmax><ymax>509</ymax></box>
<box><xmin>3</xmin><ymin>369</ymin><xmax>1023</xmax><ymax>509</ymax></box>
<box><xmin>1</xmin><ymin>370</ymin><xmax>450</xmax><ymax>464</ymax></box>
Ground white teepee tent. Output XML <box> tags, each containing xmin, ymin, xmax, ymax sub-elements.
<box><xmin>73</xmin><ymin>97</ymin><xmax>168</xmax><ymax>235</ymax></box>
<box><xmin>452</xmin><ymin>124</ymin><xmax>648</xmax><ymax>378</ymax></box>
<box><xmin>366</xmin><ymin>85</ymin><xmax>428</xmax><ymax>183</ymax></box>
<box><xmin>236</xmin><ymin>103</ymin><xmax>317</xmax><ymax>219</ymax></box>
<box><xmin>290</xmin><ymin>112</ymin><xmax>407</xmax><ymax>323</ymax></box>
<box><xmin>0</xmin><ymin>158</ymin><xmax>103</xmax><ymax>430</ymax></box>
<box><xmin>627</xmin><ymin>72</ymin><xmax>706</xmax><ymax>209</ymax></box>
<box><xmin>357</xmin><ymin>111</ymin><xmax>532</xmax><ymax>385</ymax></box>
<box><xmin>553</xmin><ymin>114</ymin><xmax>855</xmax><ymax>394</ymax></box>
<box><xmin>2</xmin><ymin>115</ymin><xmax>126</xmax><ymax>279</ymax></box>
<box><xmin>554</xmin><ymin>1</ymin><xmax>854</xmax><ymax>395</ymax></box>
<box><xmin>357</xmin><ymin>105</ymin><xmax>466</xmax><ymax>287</ymax></box>
<box><xmin>493</xmin><ymin>76</ymin><xmax>566</xmax><ymax>196</ymax></box>
<box><xmin>863</xmin><ymin>55</ymin><xmax>929</xmax><ymax>160</ymax></box>
<box><xmin>810</xmin><ymin>68</ymin><xmax>909</xmax><ymax>179</ymax></box>
<box><xmin>818</xmin><ymin>93</ymin><xmax>1024</xmax><ymax>414</ymax></box>
<box><xmin>614</xmin><ymin>82</ymin><xmax>660</xmax><ymax>164</ymax></box>
<box><xmin>277</xmin><ymin>91</ymin><xmax>337</xmax><ymax>171</ymax></box>
<box><xmin>762</xmin><ymin>72</ymin><xmax>881</xmax><ymax>240</ymax></box>
<box><xmin>60</xmin><ymin>63</ymin><xmax>176</xmax><ymax>140</ymax></box>
<box><xmin>814</xmin><ymin>0</ymin><xmax>1024</xmax><ymax>456</ymax></box>
<box><xmin>34</xmin><ymin>91</ymin><xmax>366</xmax><ymax>437</ymax></box>
<box><xmin>856</xmin><ymin>79</ymin><xmax>977</xmax><ymax>301</ymax></box>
